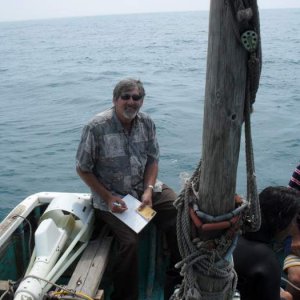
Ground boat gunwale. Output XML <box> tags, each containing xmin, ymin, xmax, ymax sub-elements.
<box><xmin>0</xmin><ymin>192</ymin><xmax>91</xmax><ymax>248</ymax></box>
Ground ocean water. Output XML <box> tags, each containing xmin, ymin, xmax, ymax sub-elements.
<box><xmin>0</xmin><ymin>9</ymin><xmax>299</xmax><ymax>221</ymax></box>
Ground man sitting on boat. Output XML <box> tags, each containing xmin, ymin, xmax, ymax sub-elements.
<box><xmin>76</xmin><ymin>78</ymin><xmax>181</xmax><ymax>300</ymax></box>
<box><xmin>233</xmin><ymin>186</ymin><xmax>300</xmax><ymax>300</ymax></box>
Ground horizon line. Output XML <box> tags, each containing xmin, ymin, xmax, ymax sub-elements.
<box><xmin>0</xmin><ymin>7</ymin><xmax>299</xmax><ymax>24</ymax></box>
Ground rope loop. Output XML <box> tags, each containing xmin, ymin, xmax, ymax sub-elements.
<box><xmin>184</xmin><ymin>192</ymin><xmax>249</xmax><ymax>234</ymax></box>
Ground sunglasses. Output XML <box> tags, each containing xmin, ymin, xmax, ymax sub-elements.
<box><xmin>120</xmin><ymin>93</ymin><xmax>143</xmax><ymax>101</ymax></box>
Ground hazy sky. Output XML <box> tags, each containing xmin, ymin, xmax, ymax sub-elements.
<box><xmin>0</xmin><ymin>0</ymin><xmax>300</xmax><ymax>22</ymax></box>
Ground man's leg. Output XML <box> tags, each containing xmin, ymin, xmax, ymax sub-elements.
<box><xmin>95</xmin><ymin>210</ymin><xmax>139</xmax><ymax>300</ymax></box>
<box><xmin>152</xmin><ymin>184</ymin><xmax>182</xmax><ymax>299</ymax></box>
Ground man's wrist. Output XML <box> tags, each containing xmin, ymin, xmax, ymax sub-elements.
<box><xmin>145</xmin><ymin>184</ymin><xmax>154</xmax><ymax>191</ymax></box>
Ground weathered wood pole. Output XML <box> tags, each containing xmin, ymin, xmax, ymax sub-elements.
<box><xmin>198</xmin><ymin>0</ymin><xmax>248</xmax><ymax>216</ymax></box>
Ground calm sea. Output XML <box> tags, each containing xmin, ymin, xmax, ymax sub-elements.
<box><xmin>0</xmin><ymin>9</ymin><xmax>299</xmax><ymax>221</ymax></box>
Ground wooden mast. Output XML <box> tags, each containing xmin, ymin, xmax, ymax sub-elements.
<box><xmin>175</xmin><ymin>1</ymin><xmax>261</xmax><ymax>299</ymax></box>
<box><xmin>198</xmin><ymin>0</ymin><xmax>247</xmax><ymax>216</ymax></box>
<box><xmin>195</xmin><ymin>0</ymin><xmax>249</xmax><ymax>297</ymax></box>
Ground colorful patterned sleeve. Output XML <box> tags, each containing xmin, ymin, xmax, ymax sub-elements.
<box><xmin>288</xmin><ymin>164</ymin><xmax>300</xmax><ymax>191</ymax></box>
<box><xmin>147</xmin><ymin>119</ymin><xmax>160</xmax><ymax>164</ymax></box>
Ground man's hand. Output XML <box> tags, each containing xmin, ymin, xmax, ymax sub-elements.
<box><xmin>107</xmin><ymin>195</ymin><xmax>127</xmax><ymax>213</ymax></box>
<box><xmin>280</xmin><ymin>288</ymin><xmax>293</xmax><ymax>300</ymax></box>
<box><xmin>140</xmin><ymin>188</ymin><xmax>153</xmax><ymax>209</ymax></box>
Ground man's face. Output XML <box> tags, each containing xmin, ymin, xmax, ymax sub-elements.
<box><xmin>114</xmin><ymin>87</ymin><xmax>144</xmax><ymax>123</ymax></box>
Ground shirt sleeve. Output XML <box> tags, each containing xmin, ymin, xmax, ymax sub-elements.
<box><xmin>288</xmin><ymin>164</ymin><xmax>300</xmax><ymax>191</ymax></box>
<box><xmin>147</xmin><ymin>120</ymin><xmax>160</xmax><ymax>164</ymax></box>
<box><xmin>76</xmin><ymin>125</ymin><xmax>97</xmax><ymax>172</ymax></box>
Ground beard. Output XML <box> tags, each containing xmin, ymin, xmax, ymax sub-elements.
<box><xmin>123</xmin><ymin>106</ymin><xmax>139</xmax><ymax>120</ymax></box>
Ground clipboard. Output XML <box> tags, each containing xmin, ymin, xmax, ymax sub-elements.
<box><xmin>111</xmin><ymin>194</ymin><xmax>156</xmax><ymax>233</ymax></box>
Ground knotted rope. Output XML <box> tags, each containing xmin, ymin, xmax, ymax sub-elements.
<box><xmin>172</xmin><ymin>1</ymin><xmax>262</xmax><ymax>299</ymax></box>
<box><xmin>173</xmin><ymin>163</ymin><xmax>239</xmax><ymax>300</ymax></box>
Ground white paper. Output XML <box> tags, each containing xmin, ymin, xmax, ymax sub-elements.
<box><xmin>111</xmin><ymin>194</ymin><xmax>151</xmax><ymax>233</ymax></box>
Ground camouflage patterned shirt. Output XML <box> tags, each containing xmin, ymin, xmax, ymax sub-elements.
<box><xmin>76</xmin><ymin>107</ymin><xmax>160</xmax><ymax>210</ymax></box>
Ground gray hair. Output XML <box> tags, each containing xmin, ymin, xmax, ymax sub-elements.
<box><xmin>113</xmin><ymin>78</ymin><xmax>145</xmax><ymax>101</ymax></box>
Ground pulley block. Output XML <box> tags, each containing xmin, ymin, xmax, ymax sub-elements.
<box><xmin>241</xmin><ymin>30</ymin><xmax>258</xmax><ymax>52</ymax></box>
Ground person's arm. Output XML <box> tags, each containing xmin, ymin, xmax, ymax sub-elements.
<box><xmin>280</xmin><ymin>289</ymin><xmax>293</xmax><ymax>300</ymax></box>
<box><xmin>76</xmin><ymin>166</ymin><xmax>127</xmax><ymax>213</ymax></box>
<box><xmin>140</xmin><ymin>160</ymin><xmax>158</xmax><ymax>208</ymax></box>
<box><xmin>288</xmin><ymin>164</ymin><xmax>300</xmax><ymax>191</ymax></box>
<box><xmin>291</xmin><ymin>220</ymin><xmax>300</xmax><ymax>256</ymax></box>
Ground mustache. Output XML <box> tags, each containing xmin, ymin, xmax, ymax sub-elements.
<box><xmin>125</xmin><ymin>104</ymin><xmax>139</xmax><ymax>109</ymax></box>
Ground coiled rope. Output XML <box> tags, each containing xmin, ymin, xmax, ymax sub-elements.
<box><xmin>16</xmin><ymin>274</ymin><xmax>94</xmax><ymax>300</ymax></box>
<box><xmin>173</xmin><ymin>163</ymin><xmax>240</xmax><ymax>300</ymax></box>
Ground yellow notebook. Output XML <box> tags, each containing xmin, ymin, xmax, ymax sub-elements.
<box><xmin>136</xmin><ymin>205</ymin><xmax>157</xmax><ymax>221</ymax></box>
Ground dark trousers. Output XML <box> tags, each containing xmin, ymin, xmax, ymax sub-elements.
<box><xmin>95</xmin><ymin>184</ymin><xmax>181</xmax><ymax>300</ymax></box>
